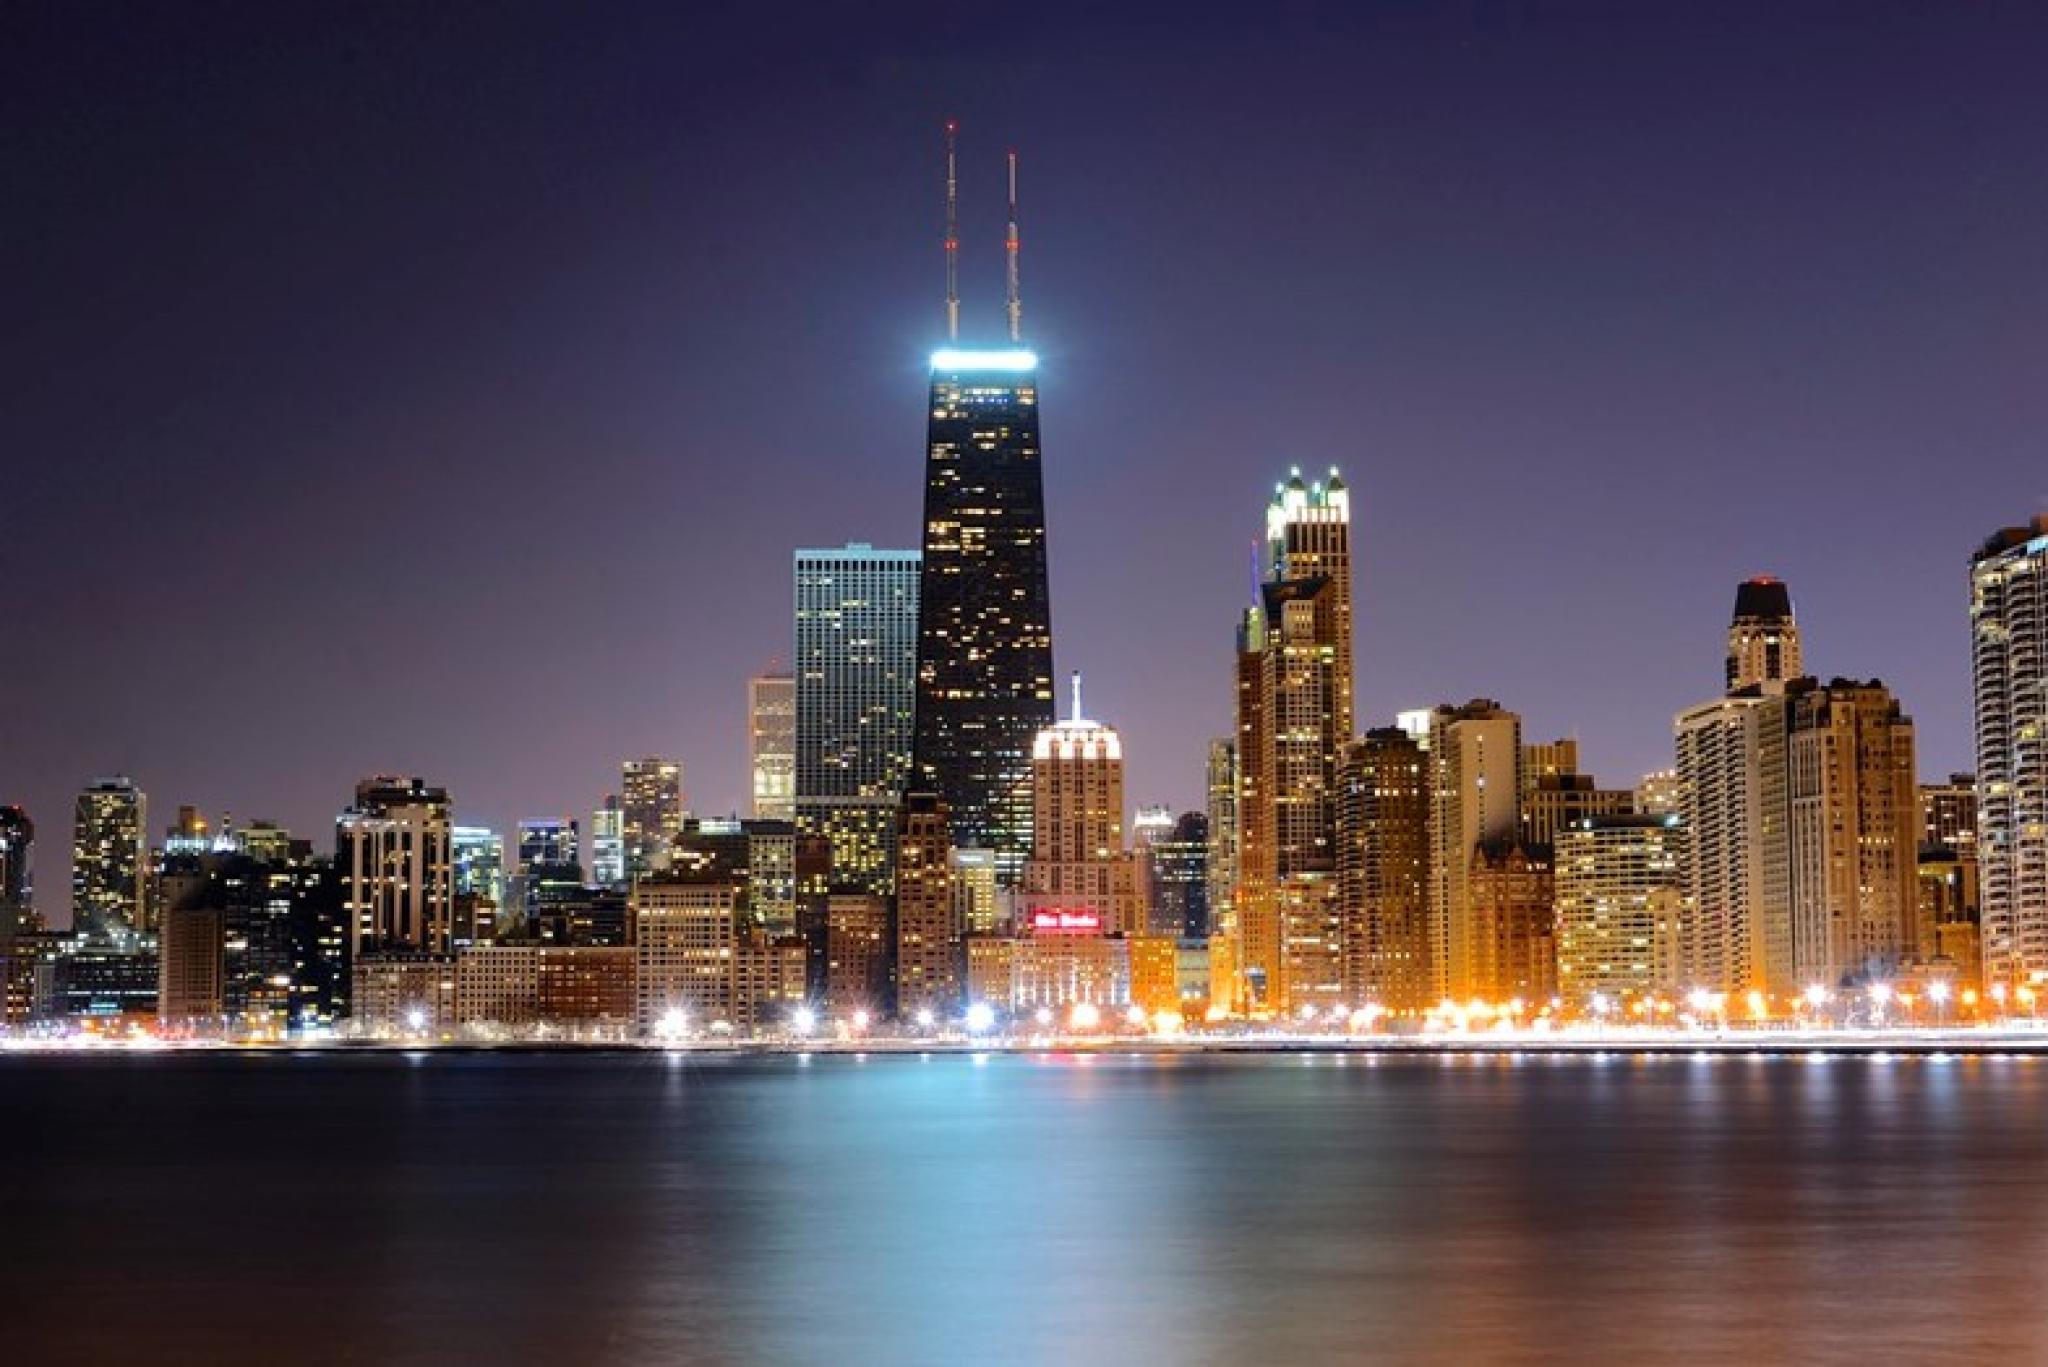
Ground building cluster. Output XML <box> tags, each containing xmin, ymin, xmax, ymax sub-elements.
<box><xmin>5</xmin><ymin>136</ymin><xmax>2046</xmax><ymax>1040</ymax></box>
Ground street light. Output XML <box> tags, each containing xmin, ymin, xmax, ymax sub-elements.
<box><xmin>965</xmin><ymin>1002</ymin><xmax>996</xmax><ymax>1035</ymax></box>
<box><xmin>1868</xmin><ymin>982</ymin><xmax>1893</xmax><ymax>1028</ymax></box>
<box><xmin>791</xmin><ymin>1005</ymin><xmax>817</xmax><ymax>1038</ymax></box>
<box><xmin>1928</xmin><ymin>980</ymin><xmax>1951</xmax><ymax>1028</ymax></box>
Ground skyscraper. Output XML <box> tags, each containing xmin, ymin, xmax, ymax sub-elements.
<box><xmin>451</xmin><ymin>826</ymin><xmax>505</xmax><ymax>946</ymax></box>
<box><xmin>73</xmin><ymin>776</ymin><xmax>145</xmax><ymax>936</ymax></box>
<box><xmin>1972</xmin><ymin>515</ymin><xmax>2048</xmax><ymax>989</ymax></box>
<box><xmin>795</xmin><ymin>544</ymin><xmax>920</xmax><ymax>893</ymax></box>
<box><xmin>1726</xmin><ymin>576</ymin><xmax>1802</xmax><ymax>691</ymax></box>
<box><xmin>1555</xmin><ymin>814</ymin><xmax>1685</xmax><ymax>1006</ymax></box>
<box><xmin>0</xmin><ymin>806</ymin><xmax>32</xmax><ymax>923</ymax></box>
<box><xmin>1019</xmin><ymin>676</ymin><xmax>1145</xmax><ymax>936</ymax></box>
<box><xmin>750</xmin><ymin>672</ymin><xmax>797</xmax><ymax>822</ymax></box>
<box><xmin>1205</xmin><ymin>738</ymin><xmax>1238</xmax><ymax>941</ymax></box>
<box><xmin>1337</xmin><ymin>728</ymin><xmax>1431</xmax><ymax>1011</ymax></box>
<box><xmin>895</xmin><ymin>792</ymin><xmax>960</xmax><ymax>1019</ymax></box>
<box><xmin>1427</xmin><ymin>701</ymin><xmax>1523</xmax><ymax>1002</ymax></box>
<box><xmin>590</xmin><ymin>796</ymin><xmax>626</xmax><ymax>889</ymax></box>
<box><xmin>1233</xmin><ymin>471</ymin><xmax>1353</xmax><ymax>1014</ymax></box>
<box><xmin>621</xmin><ymin>759</ymin><xmax>685</xmax><ymax>879</ymax></box>
<box><xmin>1675</xmin><ymin>687</ymin><xmax>1792</xmax><ymax>993</ymax></box>
<box><xmin>911</xmin><ymin>349</ymin><xmax>1055</xmax><ymax>886</ymax></box>
<box><xmin>1148</xmin><ymin>812</ymin><xmax>1211</xmax><ymax>941</ymax></box>
<box><xmin>337</xmin><ymin>777</ymin><xmax>452</xmax><ymax>955</ymax></box>
<box><xmin>1785</xmin><ymin>678</ymin><xmax>1919</xmax><ymax>984</ymax></box>
<box><xmin>517</xmin><ymin>818</ymin><xmax>584</xmax><ymax>923</ymax></box>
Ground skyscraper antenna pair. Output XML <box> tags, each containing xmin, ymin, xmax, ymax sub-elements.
<box><xmin>944</xmin><ymin>120</ymin><xmax>1022</xmax><ymax>343</ymax></box>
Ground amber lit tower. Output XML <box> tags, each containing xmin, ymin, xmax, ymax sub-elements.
<box><xmin>1233</xmin><ymin>470</ymin><xmax>1353</xmax><ymax>1013</ymax></box>
<box><xmin>912</xmin><ymin>128</ymin><xmax>1055</xmax><ymax>885</ymax></box>
<box><xmin>1018</xmin><ymin>674</ymin><xmax>1144</xmax><ymax>935</ymax></box>
<box><xmin>1726</xmin><ymin>576</ymin><xmax>1801</xmax><ymax>691</ymax></box>
<box><xmin>1973</xmin><ymin>516</ymin><xmax>2048</xmax><ymax>988</ymax></box>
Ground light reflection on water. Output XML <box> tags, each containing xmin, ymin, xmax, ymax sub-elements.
<box><xmin>4</xmin><ymin>1051</ymin><xmax>2047</xmax><ymax>1365</ymax></box>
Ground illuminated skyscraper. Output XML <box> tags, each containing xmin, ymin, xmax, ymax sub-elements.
<box><xmin>1426</xmin><ymin>701</ymin><xmax>1522</xmax><ymax>1003</ymax></box>
<box><xmin>1675</xmin><ymin>687</ymin><xmax>1792</xmax><ymax>993</ymax></box>
<box><xmin>451</xmin><ymin>826</ymin><xmax>505</xmax><ymax>946</ymax></box>
<box><xmin>0</xmin><ymin>806</ymin><xmax>32</xmax><ymax>923</ymax></box>
<box><xmin>1234</xmin><ymin>470</ymin><xmax>1353</xmax><ymax>1013</ymax></box>
<box><xmin>1555</xmin><ymin>814</ymin><xmax>1685</xmax><ymax>1006</ymax></box>
<box><xmin>1205</xmin><ymin>738</ymin><xmax>1238</xmax><ymax>941</ymax></box>
<box><xmin>73</xmin><ymin>776</ymin><xmax>145</xmax><ymax>936</ymax></box>
<box><xmin>1786</xmin><ymin>678</ymin><xmax>1919</xmax><ymax>984</ymax></box>
<box><xmin>1019</xmin><ymin>676</ymin><xmax>1144</xmax><ymax>936</ymax></box>
<box><xmin>1972</xmin><ymin>516</ymin><xmax>2048</xmax><ymax>988</ymax></box>
<box><xmin>895</xmin><ymin>793</ymin><xmax>960</xmax><ymax>1018</ymax></box>
<box><xmin>590</xmin><ymin>796</ymin><xmax>626</xmax><ymax>889</ymax></box>
<box><xmin>795</xmin><ymin>543</ymin><xmax>920</xmax><ymax>893</ymax></box>
<box><xmin>621</xmin><ymin>759</ymin><xmax>685</xmax><ymax>879</ymax></box>
<box><xmin>337</xmin><ymin>777</ymin><xmax>452</xmax><ymax>955</ymax></box>
<box><xmin>749</xmin><ymin>672</ymin><xmax>796</xmax><ymax>822</ymax></box>
<box><xmin>911</xmin><ymin>348</ymin><xmax>1055</xmax><ymax>887</ymax></box>
<box><xmin>1726</xmin><ymin>576</ymin><xmax>1802</xmax><ymax>692</ymax></box>
<box><xmin>1337</xmin><ymin>728</ymin><xmax>1430</xmax><ymax>1011</ymax></box>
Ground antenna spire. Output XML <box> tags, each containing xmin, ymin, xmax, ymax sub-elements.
<box><xmin>944</xmin><ymin>121</ymin><xmax>960</xmax><ymax>342</ymax></box>
<box><xmin>1005</xmin><ymin>148</ymin><xmax>1022</xmax><ymax>342</ymax></box>
<box><xmin>1070</xmin><ymin>670</ymin><xmax>1083</xmax><ymax>724</ymax></box>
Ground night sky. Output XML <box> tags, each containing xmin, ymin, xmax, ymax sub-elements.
<box><xmin>9</xmin><ymin>3</ymin><xmax>2048</xmax><ymax>921</ymax></box>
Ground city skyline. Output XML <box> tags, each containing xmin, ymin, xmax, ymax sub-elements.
<box><xmin>11</xmin><ymin>5</ymin><xmax>2048</xmax><ymax>916</ymax></box>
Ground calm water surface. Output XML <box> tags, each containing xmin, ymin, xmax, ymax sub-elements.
<box><xmin>3</xmin><ymin>1050</ymin><xmax>2046</xmax><ymax>1365</ymax></box>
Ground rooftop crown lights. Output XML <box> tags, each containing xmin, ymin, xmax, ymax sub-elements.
<box><xmin>930</xmin><ymin>348</ymin><xmax>1038</xmax><ymax>372</ymax></box>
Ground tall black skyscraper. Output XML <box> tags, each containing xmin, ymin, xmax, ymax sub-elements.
<box><xmin>911</xmin><ymin>132</ymin><xmax>1055</xmax><ymax>887</ymax></box>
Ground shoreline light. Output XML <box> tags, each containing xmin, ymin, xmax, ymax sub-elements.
<box><xmin>930</xmin><ymin>347</ymin><xmax>1038</xmax><ymax>372</ymax></box>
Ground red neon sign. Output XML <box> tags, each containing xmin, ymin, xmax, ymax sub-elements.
<box><xmin>1030</xmin><ymin>909</ymin><xmax>1101</xmax><ymax>934</ymax></box>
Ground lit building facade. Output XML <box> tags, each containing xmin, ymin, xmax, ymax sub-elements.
<box><xmin>1234</xmin><ymin>470</ymin><xmax>1353</xmax><ymax>1014</ymax></box>
<box><xmin>337</xmin><ymin>776</ymin><xmax>453</xmax><ymax>955</ymax></box>
<box><xmin>750</xmin><ymin>672</ymin><xmax>796</xmax><ymax>822</ymax></box>
<box><xmin>1019</xmin><ymin>679</ymin><xmax>1144</xmax><ymax>936</ymax></box>
<box><xmin>895</xmin><ymin>793</ymin><xmax>961</xmax><ymax>1020</ymax></box>
<box><xmin>0</xmin><ymin>805</ymin><xmax>33</xmax><ymax>924</ymax></box>
<box><xmin>795</xmin><ymin>544</ymin><xmax>920</xmax><ymax>894</ymax></box>
<box><xmin>1971</xmin><ymin>518</ymin><xmax>2048</xmax><ymax>988</ymax></box>
<box><xmin>1675</xmin><ymin>688</ymin><xmax>1792</xmax><ymax>993</ymax></box>
<box><xmin>1919</xmin><ymin>775</ymin><xmax>1976</xmax><ymax>853</ymax></box>
<box><xmin>1554</xmin><ymin>814</ymin><xmax>1684</xmax><ymax>1006</ymax></box>
<box><xmin>590</xmin><ymin>796</ymin><xmax>626</xmax><ymax>889</ymax></box>
<box><xmin>1468</xmin><ymin>841</ymin><xmax>1556</xmax><ymax>1004</ymax></box>
<box><xmin>621</xmin><ymin>759</ymin><xmax>685</xmax><ymax>879</ymax></box>
<box><xmin>1337</xmin><ymin>728</ymin><xmax>1431</xmax><ymax>1012</ymax></box>
<box><xmin>1785</xmin><ymin>679</ymin><xmax>1919</xmax><ymax>984</ymax></box>
<box><xmin>73</xmin><ymin>776</ymin><xmax>146</xmax><ymax>936</ymax></box>
<box><xmin>911</xmin><ymin>350</ymin><xmax>1055</xmax><ymax>887</ymax></box>
<box><xmin>1726</xmin><ymin>576</ymin><xmax>1802</xmax><ymax>692</ymax></box>
<box><xmin>1427</xmin><ymin>701</ymin><xmax>1523</xmax><ymax>1002</ymax></box>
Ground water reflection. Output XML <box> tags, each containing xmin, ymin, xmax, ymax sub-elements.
<box><xmin>3</xmin><ymin>1053</ymin><xmax>2047</xmax><ymax>1364</ymax></box>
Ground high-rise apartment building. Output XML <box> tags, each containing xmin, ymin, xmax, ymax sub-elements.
<box><xmin>1337</xmin><ymin>728</ymin><xmax>1431</xmax><ymax>1012</ymax></box>
<box><xmin>621</xmin><ymin>759</ymin><xmax>685</xmax><ymax>879</ymax></box>
<box><xmin>825</xmin><ymin>893</ymin><xmax>892</xmax><ymax>1016</ymax></box>
<box><xmin>1234</xmin><ymin>471</ymin><xmax>1353</xmax><ymax>1013</ymax></box>
<box><xmin>1426</xmin><ymin>701</ymin><xmax>1523</xmax><ymax>1002</ymax></box>
<box><xmin>1785</xmin><ymin>679</ymin><xmax>1919</xmax><ymax>984</ymax></box>
<box><xmin>1635</xmin><ymin>770</ymin><xmax>1684</xmax><ymax>818</ymax></box>
<box><xmin>749</xmin><ymin>672</ymin><xmax>796</xmax><ymax>822</ymax></box>
<box><xmin>1726</xmin><ymin>576</ymin><xmax>1801</xmax><ymax>692</ymax></box>
<box><xmin>1972</xmin><ymin>517</ymin><xmax>2048</xmax><ymax>988</ymax></box>
<box><xmin>337</xmin><ymin>777</ymin><xmax>453</xmax><ymax>955</ymax></box>
<box><xmin>1147</xmin><ymin>812</ymin><xmax>1210</xmax><ymax>940</ymax></box>
<box><xmin>1554</xmin><ymin>814</ymin><xmax>1685</xmax><ymax>1006</ymax></box>
<box><xmin>895</xmin><ymin>793</ymin><xmax>960</xmax><ymax>1019</ymax></box>
<box><xmin>1675</xmin><ymin>688</ymin><xmax>1792</xmax><ymax>993</ymax></box>
<box><xmin>1468</xmin><ymin>840</ymin><xmax>1556</xmax><ymax>1005</ymax></box>
<box><xmin>1205</xmin><ymin>738</ymin><xmax>1238</xmax><ymax>942</ymax></box>
<box><xmin>590</xmin><ymin>797</ymin><xmax>626</xmax><ymax>889</ymax></box>
<box><xmin>73</xmin><ymin>776</ymin><xmax>145</xmax><ymax>936</ymax></box>
<box><xmin>795</xmin><ymin>544</ymin><xmax>920</xmax><ymax>894</ymax></box>
<box><xmin>1019</xmin><ymin>678</ymin><xmax>1144</xmax><ymax>936</ymax></box>
<box><xmin>1919</xmin><ymin>774</ymin><xmax>1976</xmax><ymax>854</ymax></box>
<box><xmin>911</xmin><ymin>349</ymin><xmax>1055</xmax><ymax>887</ymax></box>
<box><xmin>0</xmin><ymin>806</ymin><xmax>32</xmax><ymax>923</ymax></box>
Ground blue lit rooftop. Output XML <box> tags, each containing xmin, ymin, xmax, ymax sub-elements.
<box><xmin>929</xmin><ymin>347</ymin><xmax>1038</xmax><ymax>373</ymax></box>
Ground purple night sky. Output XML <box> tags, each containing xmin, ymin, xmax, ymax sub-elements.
<box><xmin>9</xmin><ymin>3</ymin><xmax>2048</xmax><ymax>922</ymax></box>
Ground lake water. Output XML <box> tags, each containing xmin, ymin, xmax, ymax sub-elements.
<box><xmin>4</xmin><ymin>1050</ymin><xmax>2046</xmax><ymax>1365</ymax></box>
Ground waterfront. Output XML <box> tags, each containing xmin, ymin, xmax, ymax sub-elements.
<box><xmin>5</xmin><ymin>1052</ymin><xmax>2048</xmax><ymax>1365</ymax></box>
